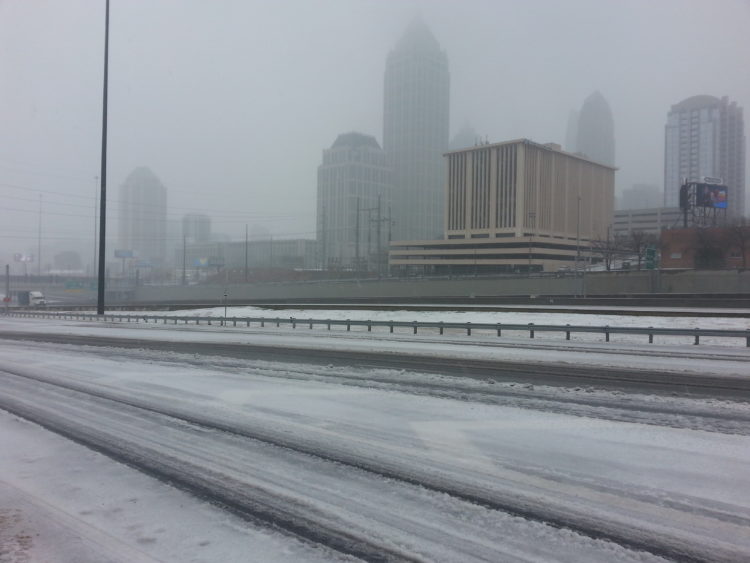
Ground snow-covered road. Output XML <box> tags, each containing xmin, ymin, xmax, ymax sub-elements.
<box><xmin>1</xmin><ymin>314</ymin><xmax>749</xmax><ymax>561</ymax></box>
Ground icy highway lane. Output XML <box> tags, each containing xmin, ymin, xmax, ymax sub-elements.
<box><xmin>1</xmin><ymin>317</ymin><xmax>750</xmax><ymax>562</ymax></box>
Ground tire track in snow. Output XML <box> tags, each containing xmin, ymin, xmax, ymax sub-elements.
<box><xmin>0</xmin><ymin>366</ymin><xmax>746</xmax><ymax>563</ymax></box>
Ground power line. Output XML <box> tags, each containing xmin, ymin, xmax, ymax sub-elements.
<box><xmin>0</xmin><ymin>180</ymin><xmax>310</xmax><ymax>221</ymax></box>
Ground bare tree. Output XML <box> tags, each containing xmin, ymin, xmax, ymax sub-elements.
<box><xmin>723</xmin><ymin>217</ymin><xmax>750</xmax><ymax>270</ymax></box>
<box><xmin>627</xmin><ymin>230</ymin><xmax>657</xmax><ymax>270</ymax></box>
<box><xmin>693</xmin><ymin>228</ymin><xmax>724</xmax><ymax>269</ymax></box>
<box><xmin>592</xmin><ymin>233</ymin><xmax>628</xmax><ymax>271</ymax></box>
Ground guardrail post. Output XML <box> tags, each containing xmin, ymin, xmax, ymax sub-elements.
<box><xmin>529</xmin><ymin>323</ymin><xmax>535</xmax><ymax>338</ymax></box>
<box><xmin>196</xmin><ymin>318</ymin><xmax>200</xmax><ymax>325</ymax></box>
<box><xmin>276</xmin><ymin>318</ymin><xmax>280</xmax><ymax>327</ymax></box>
<box><xmin>440</xmin><ymin>322</ymin><xmax>444</xmax><ymax>335</ymax></box>
<box><xmin>413</xmin><ymin>321</ymin><xmax>417</xmax><ymax>335</ymax></box>
<box><xmin>327</xmin><ymin>320</ymin><xmax>331</xmax><ymax>330</ymax></box>
<box><xmin>246</xmin><ymin>319</ymin><xmax>250</xmax><ymax>327</ymax></box>
<box><xmin>466</xmin><ymin>322</ymin><xmax>471</xmax><ymax>336</ymax></box>
<box><xmin>649</xmin><ymin>328</ymin><xmax>653</xmax><ymax>344</ymax></box>
<box><xmin>233</xmin><ymin>318</ymin><xmax>237</xmax><ymax>327</ymax></box>
<box><xmin>605</xmin><ymin>326</ymin><xmax>610</xmax><ymax>342</ymax></box>
<box><xmin>347</xmin><ymin>320</ymin><xmax>351</xmax><ymax>331</ymax></box>
<box><xmin>694</xmin><ymin>331</ymin><xmax>699</xmax><ymax>345</ymax></box>
<box><xmin>496</xmin><ymin>324</ymin><xmax>501</xmax><ymax>337</ymax></box>
<box><xmin>309</xmin><ymin>320</ymin><xmax>313</xmax><ymax>329</ymax></box>
<box><xmin>291</xmin><ymin>317</ymin><xmax>296</xmax><ymax>329</ymax></box>
<box><xmin>367</xmin><ymin>321</ymin><xmax>371</xmax><ymax>332</ymax></box>
<box><xmin>163</xmin><ymin>317</ymin><xmax>167</xmax><ymax>324</ymax></box>
<box><xmin>746</xmin><ymin>330</ymin><xmax>750</xmax><ymax>347</ymax></box>
<box><xmin>389</xmin><ymin>322</ymin><xmax>393</xmax><ymax>333</ymax></box>
<box><xmin>565</xmin><ymin>324</ymin><xmax>570</xmax><ymax>340</ymax></box>
<box><xmin>261</xmin><ymin>318</ymin><xmax>265</xmax><ymax>327</ymax></box>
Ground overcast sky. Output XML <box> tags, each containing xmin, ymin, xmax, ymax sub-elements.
<box><xmin>1</xmin><ymin>0</ymin><xmax>748</xmax><ymax>271</ymax></box>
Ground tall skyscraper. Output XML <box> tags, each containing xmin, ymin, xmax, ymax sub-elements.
<box><xmin>316</xmin><ymin>132</ymin><xmax>391</xmax><ymax>270</ymax></box>
<box><xmin>117</xmin><ymin>167</ymin><xmax>167</xmax><ymax>266</ymax></box>
<box><xmin>383</xmin><ymin>19</ymin><xmax>449</xmax><ymax>241</ymax></box>
<box><xmin>664</xmin><ymin>95</ymin><xmax>746</xmax><ymax>219</ymax></box>
<box><xmin>575</xmin><ymin>91</ymin><xmax>615</xmax><ymax>167</ymax></box>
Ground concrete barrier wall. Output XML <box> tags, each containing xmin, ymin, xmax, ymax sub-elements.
<box><xmin>131</xmin><ymin>270</ymin><xmax>750</xmax><ymax>304</ymax></box>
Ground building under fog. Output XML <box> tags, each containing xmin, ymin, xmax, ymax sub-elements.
<box><xmin>182</xmin><ymin>213</ymin><xmax>211</xmax><ymax>243</ymax></box>
<box><xmin>389</xmin><ymin>139</ymin><xmax>616</xmax><ymax>274</ymax></box>
<box><xmin>574</xmin><ymin>91</ymin><xmax>615</xmax><ymax>167</ymax></box>
<box><xmin>618</xmin><ymin>184</ymin><xmax>663</xmax><ymax>210</ymax></box>
<box><xmin>664</xmin><ymin>95</ymin><xmax>746</xmax><ymax>219</ymax></box>
<box><xmin>449</xmin><ymin>125</ymin><xmax>480</xmax><ymax>151</ymax></box>
<box><xmin>117</xmin><ymin>167</ymin><xmax>167</xmax><ymax>268</ymax></box>
<box><xmin>383</xmin><ymin>19</ymin><xmax>450</xmax><ymax>242</ymax></box>
<box><xmin>180</xmin><ymin>238</ymin><xmax>317</xmax><ymax>274</ymax></box>
<box><xmin>316</xmin><ymin>132</ymin><xmax>391</xmax><ymax>271</ymax></box>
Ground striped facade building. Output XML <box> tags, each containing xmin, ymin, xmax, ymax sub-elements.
<box><xmin>389</xmin><ymin>139</ymin><xmax>615</xmax><ymax>274</ymax></box>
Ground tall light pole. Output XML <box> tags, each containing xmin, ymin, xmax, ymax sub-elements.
<box><xmin>97</xmin><ymin>0</ymin><xmax>110</xmax><ymax>315</ymax></box>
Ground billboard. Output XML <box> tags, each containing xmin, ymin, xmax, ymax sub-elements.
<box><xmin>695</xmin><ymin>183</ymin><xmax>728</xmax><ymax>209</ymax></box>
<box><xmin>13</xmin><ymin>253</ymin><xmax>34</xmax><ymax>263</ymax></box>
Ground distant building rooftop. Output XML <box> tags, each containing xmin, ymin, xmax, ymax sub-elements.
<box><xmin>445</xmin><ymin>138</ymin><xmax>618</xmax><ymax>170</ymax></box>
<box><xmin>331</xmin><ymin>132</ymin><xmax>381</xmax><ymax>151</ymax></box>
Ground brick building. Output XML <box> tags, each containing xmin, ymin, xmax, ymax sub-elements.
<box><xmin>660</xmin><ymin>227</ymin><xmax>750</xmax><ymax>269</ymax></box>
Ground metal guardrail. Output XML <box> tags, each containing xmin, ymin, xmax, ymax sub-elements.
<box><xmin>7</xmin><ymin>310</ymin><xmax>750</xmax><ymax>347</ymax></box>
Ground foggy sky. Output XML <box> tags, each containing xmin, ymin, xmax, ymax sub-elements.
<box><xmin>1</xmin><ymin>0</ymin><xmax>749</xmax><ymax>271</ymax></box>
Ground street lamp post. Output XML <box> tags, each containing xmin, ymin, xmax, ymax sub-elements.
<box><xmin>96</xmin><ymin>0</ymin><xmax>110</xmax><ymax>315</ymax></box>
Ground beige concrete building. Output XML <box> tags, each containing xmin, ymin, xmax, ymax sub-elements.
<box><xmin>389</xmin><ymin>139</ymin><xmax>615</xmax><ymax>274</ymax></box>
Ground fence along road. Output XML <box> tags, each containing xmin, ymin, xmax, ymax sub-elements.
<box><xmin>7</xmin><ymin>310</ymin><xmax>750</xmax><ymax>347</ymax></box>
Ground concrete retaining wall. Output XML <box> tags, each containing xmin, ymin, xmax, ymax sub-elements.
<box><xmin>131</xmin><ymin>270</ymin><xmax>750</xmax><ymax>304</ymax></box>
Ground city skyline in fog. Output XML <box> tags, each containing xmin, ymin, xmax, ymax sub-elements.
<box><xmin>1</xmin><ymin>0</ymin><xmax>749</xmax><ymax>272</ymax></box>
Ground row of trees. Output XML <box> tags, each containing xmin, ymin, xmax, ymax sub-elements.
<box><xmin>591</xmin><ymin>231</ymin><xmax>658</xmax><ymax>271</ymax></box>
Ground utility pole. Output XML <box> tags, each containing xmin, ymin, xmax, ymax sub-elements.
<box><xmin>575</xmin><ymin>195</ymin><xmax>582</xmax><ymax>297</ymax></box>
<box><xmin>37</xmin><ymin>194</ymin><xmax>42</xmax><ymax>278</ymax></box>
<box><xmin>97</xmin><ymin>0</ymin><xmax>110</xmax><ymax>315</ymax></box>
<box><xmin>244</xmin><ymin>224</ymin><xmax>248</xmax><ymax>282</ymax></box>
<box><xmin>388</xmin><ymin>205</ymin><xmax>392</xmax><ymax>243</ymax></box>
<box><xmin>321</xmin><ymin>205</ymin><xmax>327</xmax><ymax>270</ymax></box>
<box><xmin>366</xmin><ymin>207</ymin><xmax>373</xmax><ymax>267</ymax></box>
<box><xmin>376</xmin><ymin>195</ymin><xmax>382</xmax><ymax>276</ymax></box>
<box><xmin>355</xmin><ymin>197</ymin><xmax>360</xmax><ymax>272</ymax></box>
<box><xmin>4</xmin><ymin>265</ymin><xmax>9</xmax><ymax>314</ymax></box>
<box><xmin>181</xmin><ymin>235</ymin><xmax>186</xmax><ymax>285</ymax></box>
